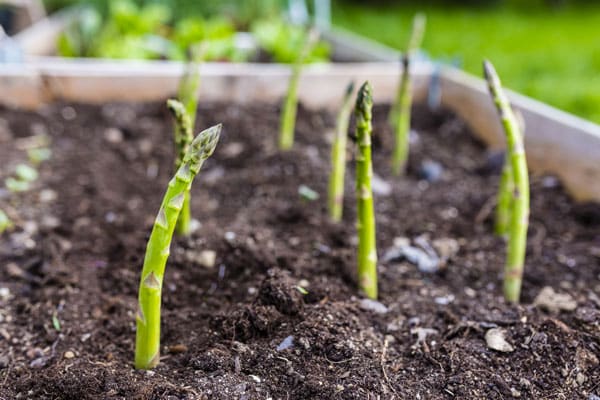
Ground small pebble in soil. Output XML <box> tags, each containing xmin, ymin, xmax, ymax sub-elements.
<box><xmin>103</xmin><ymin>127</ymin><xmax>124</xmax><ymax>143</ymax></box>
<box><xmin>434</xmin><ymin>294</ymin><xmax>455</xmax><ymax>305</ymax></box>
<box><xmin>418</xmin><ymin>160</ymin><xmax>443</xmax><ymax>182</ymax></box>
<box><xmin>39</xmin><ymin>189</ymin><xmax>57</xmax><ymax>203</ymax></box>
<box><xmin>298</xmin><ymin>185</ymin><xmax>319</xmax><ymax>201</ymax></box>
<box><xmin>225</xmin><ymin>231</ymin><xmax>236</xmax><ymax>241</ymax></box>
<box><xmin>0</xmin><ymin>287</ymin><xmax>10</xmax><ymax>300</ymax></box>
<box><xmin>485</xmin><ymin>328</ymin><xmax>514</xmax><ymax>353</ymax></box>
<box><xmin>63</xmin><ymin>351</ymin><xmax>75</xmax><ymax>359</ymax></box>
<box><xmin>359</xmin><ymin>298</ymin><xmax>388</xmax><ymax>314</ymax></box>
<box><xmin>533</xmin><ymin>286</ymin><xmax>577</xmax><ymax>313</ymax></box>
<box><xmin>276</xmin><ymin>335</ymin><xmax>294</xmax><ymax>351</ymax></box>
<box><xmin>222</xmin><ymin>142</ymin><xmax>245</xmax><ymax>158</ymax></box>
<box><xmin>371</xmin><ymin>174</ymin><xmax>392</xmax><ymax>196</ymax></box>
<box><xmin>196</xmin><ymin>250</ymin><xmax>217</xmax><ymax>268</ymax></box>
<box><xmin>61</xmin><ymin>106</ymin><xmax>77</xmax><ymax>121</ymax></box>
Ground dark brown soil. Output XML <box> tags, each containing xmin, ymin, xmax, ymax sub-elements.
<box><xmin>0</xmin><ymin>100</ymin><xmax>599</xmax><ymax>399</ymax></box>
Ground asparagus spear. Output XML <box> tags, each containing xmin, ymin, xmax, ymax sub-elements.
<box><xmin>495</xmin><ymin>161</ymin><xmax>513</xmax><ymax>237</ymax></box>
<box><xmin>167</xmin><ymin>99</ymin><xmax>194</xmax><ymax>236</ymax></box>
<box><xmin>328</xmin><ymin>82</ymin><xmax>355</xmax><ymax>222</ymax></box>
<box><xmin>390</xmin><ymin>13</ymin><xmax>426</xmax><ymax>175</ymax></box>
<box><xmin>279</xmin><ymin>28</ymin><xmax>320</xmax><ymax>150</ymax></box>
<box><xmin>483</xmin><ymin>60</ymin><xmax>530</xmax><ymax>303</ymax></box>
<box><xmin>135</xmin><ymin>124</ymin><xmax>221</xmax><ymax>370</ymax></box>
<box><xmin>355</xmin><ymin>81</ymin><xmax>378</xmax><ymax>299</ymax></box>
<box><xmin>389</xmin><ymin>13</ymin><xmax>426</xmax><ymax>126</ymax></box>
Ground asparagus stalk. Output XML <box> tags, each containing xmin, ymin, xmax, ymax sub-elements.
<box><xmin>390</xmin><ymin>14</ymin><xmax>426</xmax><ymax>175</ymax></box>
<box><xmin>495</xmin><ymin>161</ymin><xmax>513</xmax><ymax>237</ymax></box>
<box><xmin>167</xmin><ymin>99</ymin><xmax>194</xmax><ymax>236</ymax></box>
<box><xmin>355</xmin><ymin>82</ymin><xmax>378</xmax><ymax>299</ymax></box>
<box><xmin>328</xmin><ymin>81</ymin><xmax>355</xmax><ymax>222</ymax></box>
<box><xmin>389</xmin><ymin>13</ymin><xmax>426</xmax><ymax>126</ymax></box>
<box><xmin>483</xmin><ymin>60</ymin><xmax>530</xmax><ymax>303</ymax></box>
<box><xmin>135</xmin><ymin>124</ymin><xmax>221</xmax><ymax>370</ymax></box>
<box><xmin>279</xmin><ymin>28</ymin><xmax>320</xmax><ymax>150</ymax></box>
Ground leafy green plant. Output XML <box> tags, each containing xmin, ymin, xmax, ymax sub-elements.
<box><xmin>328</xmin><ymin>82</ymin><xmax>355</xmax><ymax>222</ymax></box>
<box><xmin>278</xmin><ymin>28</ymin><xmax>320</xmax><ymax>150</ymax></box>
<box><xmin>483</xmin><ymin>60</ymin><xmax>530</xmax><ymax>303</ymax></box>
<box><xmin>252</xmin><ymin>19</ymin><xmax>330</xmax><ymax>64</ymax></box>
<box><xmin>135</xmin><ymin>123</ymin><xmax>221</xmax><ymax>370</ymax></box>
<box><xmin>354</xmin><ymin>81</ymin><xmax>378</xmax><ymax>299</ymax></box>
<box><xmin>390</xmin><ymin>13</ymin><xmax>426</xmax><ymax>175</ymax></box>
<box><xmin>57</xmin><ymin>0</ymin><xmax>248</xmax><ymax>62</ymax></box>
<box><xmin>0</xmin><ymin>209</ymin><xmax>12</xmax><ymax>234</ymax></box>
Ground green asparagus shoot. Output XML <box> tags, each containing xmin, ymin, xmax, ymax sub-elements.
<box><xmin>354</xmin><ymin>81</ymin><xmax>378</xmax><ymax>299</ymax></box>
<box><xmin>0</xmin><ymin>209</ymin><xmax>12</xmax><ymax>234</ymax></box>
<box><xmin>167</xmin><ymin>99</ymin><xmax>195</xmax><ymax>236</ymax></box>
<box><xmin>389</xmin><ymin>13</ymin><xmax>426</xmax><ymax>126</ymax></box>
<box><xmin>495</xmin><ymin>160</ymin><xmax>514</xmax><ymax>237</ymax></box>
<box><xmin>483</xmin><ymin>60</ymin><xmax>530</xmax><ymax>303</ymax></box>
<box><xmin>278</xmin><ymin>28</ymin><xmax>320</xmax><ymax>150</ymax></box>
<box><xmin>178</xmin><ymin>44</ymin><xmax>204</xmax><ymax>127</ymax></box>
<box><xmin>389</xmin><ymin>13</ymin><xmax>426</xmax><ymax>175</ymax></box>
<box><xmin>135</xmin><ymin>124</ymin><xmax>221</xmax><ymax>370</ymax></box>
<box><xmin>15</xmin><ymin>164</ymin><xmax>39</xmax><ymax>182</ymax></box>
<box><xmin>328</xmin><ymin>82</ymin><xmax>355</xmax><ymax>222</ymax></box>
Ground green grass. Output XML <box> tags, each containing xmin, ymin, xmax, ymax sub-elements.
<box><xmin>332</xmin><ymin>2</ymin><xmax>600</xmax><ymax>123</ymax></box>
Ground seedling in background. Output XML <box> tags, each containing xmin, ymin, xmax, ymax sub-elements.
<box><xmin>483</xmin><ymin>60</ymin><xmax>530</xmax><ymax>303</ymax></box>
<box><xmin>354</xmin><ymin>82</ymin><xmax>378</xmax><ymax>299</ymax></box>
<box><xmin>135</xmin><ymin>124</ymin><xmax>221</xmax><ymax>370</ymax></box>
<box><xmin>0</xmin><ymin>210</ymin><xmax>12</xmax><ymax>234</ymax></box>
<box><xmin>328</xmin><ymin>82</ymin><xmax>355</xmax><ymax>222</ymax></box>
<box><xmin>27</xmin><ymin>148</ymin><xmax>52</xmax><ymax>165</ymax></box>
<box><xmin>278</xmin><ymin>28</ymin><xmax>320</xmax><ymax>150</ymax></box>
<box><xmin>390</xmin><ymin>13</ymin><xmax>426</xmax><ymax>175</ymax></box>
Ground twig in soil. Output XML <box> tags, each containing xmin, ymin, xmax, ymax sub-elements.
<box><xmin>279</xmin><ymin>28</ymin><xmax>320</xmax><ymax>150</ymax></box>
<box><xmin>474</xmin><ymin>194</ymin><xmax>497</xmax><ymax>225</ymax></box>
<box><xmin>354</xmin><ymin>82</ymin><xmax>378</xmax><ymax>299</ymax></box>
<box><xmin>389</xmin><ymin>13</ymin><xmax>426</xmax><ymax>175</ymax></box>
<box><xmin>328</xmin><ymin>81</ymin><xmax>355</xmax><ymax>222</ymax></box>
<box><xmin>380</xmin><ymin>336</ymin><xmax>397</xmax><ymax>396</ymax></box>
<box><xmin>135</xmin><ymin>124</ymin><xmax>221</xmax><ymax>370</ymax></box>
<box><xmin>484</xmin><ymin>60</ymin><xmax>530</xmax><ymax>303</ymax></box>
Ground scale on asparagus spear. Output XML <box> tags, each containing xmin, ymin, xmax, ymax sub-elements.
<box><xmin>355</xmin><ymin>81</ymin><xmax>378</xmax><ymax>299</ymax></box>
<box><xmin>390</xmin><ymin>13</ymin><xmax>426</xmax><ymax>175</ymax></box>
<box><xmin>135</xmin><ymin>123</ymin><xmax>221</xmax><ymax>370</ymax></box>
<box><xmin>483</xmin><ymin>60</ymin><xmax>530</xmax><ymax>303</ymax></box>
<box><xmin>278</xmin><ymin>28</ymin><xmax>320</xmax><ymax>150</ymax></box>
<box><xmin>328</xmin><ymin>81</ymin><xmax>355</xmax><ymax>222</ymax></box>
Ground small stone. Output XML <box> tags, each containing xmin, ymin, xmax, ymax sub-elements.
<box><xmin>64</xmin><ymin>351</ymin><xmax>75</xmax><ymax>359</ymax></box>
<box><xmin>104</xmin><ymin>127</ymin><xmax>124</xmax><ymax>143</ymax></box>
<box><xmin>222</xmin><ymin>142</ymin><xmax>244</xmax><ymax>158</ymax></box>
<box><xmin>576</xmin><ymin>372</ymin><xmax>586</xmax><ymax>385</ymax></box>
<box><xmin>510</xmin><ymin>388</ymin><xmax>521</xmax><ymax>398</ymax></box>
<box><xmin>196</xmin><ymin>250</ymin><xmax>216</xmax><ymax>268</ymax></box>
<box><xmin>41</xmin><ymin>215</ymin><xmax>60</xmax><ymax>229</ymax></box>
<box><xmin>298</xmin><ymin>185</ymin><xmax>319</xmax><ymax>201</ymax></box>
<box><xmin>276</xmin><ymin>335</ymin><xmax>294</xmax><ymax>351</ymax></box>
<box><xmin>432</xmin><ymin>238</ymin><xmax>459</xmax><ymax>261</ymax></box>
<box><xmin>6</xmin><ymin>263</ymin><xmax>25</xmax><ymax>279</ymax></box>
<box><xmin>434</xmin><ymin>294</ymin><xmax>455</xmax><ymax>305</ymax></box>
<box><xmin>533</xmin><ymin>286</ymin><xmax>577</xmax><ymax>313</ymax></box>
<box><xmin>359</xmin><ymin>298</ymin><xmax>388</xmax><ymax>314</ymax></box>
<box><xmin>418</xmin><ymin>160</ymin><xmax>443</xmax><ymax>182</ymax></box>
<box><xmin>167</xmin><ymin>344</ymin><xmax>188</xmax><ymax>354</ymax></box>
<box><xmin>39</xmin><ymin>189</ymin><xmax>57</xmax><ymax>203</ymax></box>
<box><xmin>61</xmin><ymin>106</ymin><xmax>77</xmax><ymax>121</ymax></box>
<box><xmin>485</xmin><ymin>328</ymin><xmax>514</xmax><ymax>353</ymax></box>
<box><xmin>371</xmin><ymin>174</ymin><xmax>392</xmax><ymax>196</ymax></box>
<box><xmin>225</xmin><ymin>231</ymin><xmax>236</xmax><ymax>241</ymax></box>
<box><xmin>0</xmin><ymin>287</ymin><xmax>10</xmax><ymax>300</ymax></box>
<box><xmin>138</xmin><ymin>139</ymin><xmax>153</xmax><ymax>155</ymax></box>
<box><xmin>249</xmin><ymin>374</ymin><xmax>261</xmax><ymax>383</ymax></box>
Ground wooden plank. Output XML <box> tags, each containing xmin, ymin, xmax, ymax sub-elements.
<box><xmin>439</xmin><ymin>67</ymin><xmax>600</xmax><ymax>202</ymax></box>
<box><xmin>1</xmin><ymin>57</ymin><xmax>430</xmax><ymax>109</ymax></box>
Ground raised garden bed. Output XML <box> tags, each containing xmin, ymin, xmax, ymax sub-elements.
<box><xmin>0</xmin><ymin>100</ymin><xmax>598</xmax><ymax>398</ymax></box>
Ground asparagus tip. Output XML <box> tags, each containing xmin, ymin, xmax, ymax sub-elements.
<box><xmin>355</xmin><ymin>81</ymin><xmax>373</xmax><ymax>118</ymax></box>
<box><xmin>189</xmin><ymin>123</ymin><xmax>222</xmax><ymax>161</ymax></box>
<box><xmin>167</xmin><ymin>98</ymin><xmax>186</xmax><ymax>117</ymax></box>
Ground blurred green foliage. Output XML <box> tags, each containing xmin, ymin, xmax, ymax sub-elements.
<box><xmin>333</xmin><ymin>1</ymin><xmax>600</xmax><ymax>123</ymax></box>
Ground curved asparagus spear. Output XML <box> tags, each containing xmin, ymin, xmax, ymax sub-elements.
<box><xmin>167</xmin><ymin>99</ymin><xmax>194</xmax><ymax>236</ymax></box>
<box><xmin>495</xmin><ymin>161</ymin><xmax>513</xmax><ymax>237</ymax></box>
<box><xmin>355</xmin><ymin>82</ymin><xmax>378</xmax><ymax>299</ymax></box>
<box><xmin>483</xmin><ymin>60</ymin><xmax>529</xmax><ymax>303</ymax></box>
<box><xmin>135</xmin><ymin>124</ymin><xmax>221</xmax><ymax>369</ymax></box>
<box><xmin>390</xmin><ymin>13</ymin><xmax>426</xmax><ymax>175</ymax></box>
<box><xmin>328</xmin><ymin>81</ymin><xmax>355</xmax><ymax>222</ymax></box>
<box><xmin>279</xmin><ymin>28</ymin><xmax>320</xmax><ymax>150</ymax></box>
